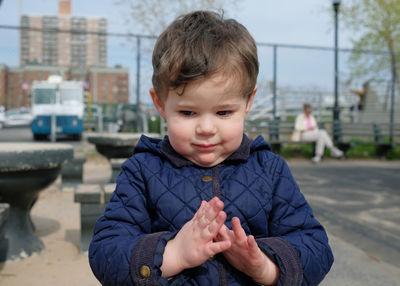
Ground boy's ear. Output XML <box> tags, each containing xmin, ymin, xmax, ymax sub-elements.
<box><xmin>150</xmin><ymin>88</ymin><xmax>166</xmax><ymax>119</ymax></box>
<box><xmin>245</xmin><ymin>85</ymin><xmax>257</xmax><ymax>114</ymax></box>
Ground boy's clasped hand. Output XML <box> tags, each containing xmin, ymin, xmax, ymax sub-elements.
<box><xmin>161</xmin><ymin>197</ymin><xmax>279</xmax><ymax>285</ymax></box>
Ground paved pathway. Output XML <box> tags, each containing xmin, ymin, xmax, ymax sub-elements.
<box><xmin>287</xmin><ymin>159</ymin><xmax>400</xmax><ymax>285</ymax></box>
<box><xmin>322</xmin><ymin>233</ymin><xmax>400</xmax><ymax>286</ymax></box>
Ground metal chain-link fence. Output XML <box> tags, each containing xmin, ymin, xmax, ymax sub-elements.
<box><xmin>0</xmin><ymin>24</ymin><xmax>398</xmax><ymax>132</ymax></box>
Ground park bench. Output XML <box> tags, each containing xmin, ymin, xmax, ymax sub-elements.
<box><xmin>61</xmin><ymin>156</ymin><xmax>86</xmax><ymax>185</ymax></box>
<box><xmin>245</xmin><ymin>120</ymin><xmax>319</xmax><ymax>154</ymax></box>
<box><xmin>246</xmin><ymin>119</ymin><xmax>399</xmax><ymax>158</ymax></box>
<box><xmin>74</xmin><ymin>184</ymin><xmax>115</xmax><ymax>252</ymax></box>
<box><xmin>332</xmin><ymin>121</ymin><xmax>399</xmax><ymax>158</ymax></box>
<box><xmin>374</xmin><ymin>122</ymin><xmax>400</xmax><ymax>144</ymax></box>
<box><xmin>110</xmin><ymin>158</ymin><xmax>126</xmax><ymax>183</ymax></box>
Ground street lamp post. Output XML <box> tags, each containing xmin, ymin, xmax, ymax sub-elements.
<box><xmin>332</xmin><ymin>0</ymin><xmax>341</xmax><ymax>142</ymax></box>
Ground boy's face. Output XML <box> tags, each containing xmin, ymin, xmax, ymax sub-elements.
<box><xmin>151</xmin><ymin>73</ymin><xmax>256</xmax><ymax>167</ymax></box>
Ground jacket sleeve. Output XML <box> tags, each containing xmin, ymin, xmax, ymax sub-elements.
<box><xmin>88</xmin><ymin>157</ymin><xmax>176</xmax><ymax>286</ymax></box>
<box><xmin>257</xmin><ymin>156</ymin><xmax>334</xmax><ymax>286</ymax></box>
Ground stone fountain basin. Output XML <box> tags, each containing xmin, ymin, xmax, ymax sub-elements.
<box><xmin>0</xmin><ymin>168</ymin><xmax>60</xmax><ymax>207</ymax></box>
<box><xmin>0</xmin><ymin>143</ymin><xmax>73</xmax><ymax>259</ymax></box>
<box><xmin>0</xmin><ymin>143</ymin><xmax>74</xmax><ymax>171</ymax></box>
<box><xmin>87</xmin><ymin>133</ymin><xmax>161</xmax><ymax>159</ymax></box>
<box><xmin>0</xmin><ymin>203</ymin><xmax>9</xmax><ymax>262</ymax></box>
<box><xmin>0</xmin><ymin>143</ymin><xmax>74</xmax><ymax>206</ymax></box>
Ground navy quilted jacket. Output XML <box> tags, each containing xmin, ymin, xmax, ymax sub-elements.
<box><xmin>89</xmin><ymin>135</ymin><xmax>333</xmax><ymax>286</ymax></box>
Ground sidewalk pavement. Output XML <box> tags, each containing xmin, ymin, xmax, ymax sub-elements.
<box><xmin>287</xmin><ymin>159</ymin><xmax>400</xmax><ymax>284</ymax></box>
<box><xmin>322</xmin><ymin>232</ymin><xmax>400</xmax><ymax>286</ymax></box>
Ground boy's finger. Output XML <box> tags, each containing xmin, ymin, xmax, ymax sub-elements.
<box><xmin>215</xmin><ymin>211</ymin><xmax>227</xmax><ymax>229</ymax></box>
<box><xmin>247</xmin><ymin>235</ymin><xmax>261</xmax><ymax>258</ymax></box>
<box><xmin>200</xmin><ymin>200</ymin><xmax>207</xmax><ymax>208</ymax></box>
<box><xmin>205</xmin><ymin>211</ymin><xmax>226</xmax><ymax>237</ymax></box>
<box><xmin>201</xmin><ymin>198</ymin><xmax>224</xmax><ymax>225</ymax></box>
<box><xmin>231</xmin><ymin>217</ymin><xmax>248</xmax><ymax>245</ymax></box>
<box><xmin>193</xmin><ymin>200</ymin><xmax>207</xmax><ymax>220</ymax></box>
<box><xmin>196</xmin><ymin>200</ymin><xmax>207</xmax><ymax>214</ymax></box>
<box><xmin>208</xmin><ymin>197</ymin><xmax>224</xmax><ymax>213</ymax></box>
<box><xmin>208</xmin><ymin>240</ymin><xmax>231</xmax><ymax>256</ymax></box>
<box><xmin>216</xmin><ymin>224</ymin><xmax>231</xmax><ymax>241</ymax></box>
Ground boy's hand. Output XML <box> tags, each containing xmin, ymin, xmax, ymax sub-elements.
<box><xmin>216</xmin><ymin>217</ymin><xmax>280</xmax><ymax>285</ymax></box>
<box><xmin>161</xmin><ymin>197</ymin><xmax>231</xmax><ymax>278</ymax></box>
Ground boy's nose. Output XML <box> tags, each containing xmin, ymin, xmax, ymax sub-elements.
<box><xmin>196</xmin><ymin>116</ymin><xmax>217</xmax><ymax>135</ymax></box>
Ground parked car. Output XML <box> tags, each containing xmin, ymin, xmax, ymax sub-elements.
<box><xmin>4</xmin><ymin>107</ymin><xmax>34</xmax><ymax>127</ymax></box>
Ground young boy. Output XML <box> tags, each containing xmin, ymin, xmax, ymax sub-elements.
<box><xmin>89</xmin><ymin>10</ymin><xmax>333</xmax><ymax>286</ymax></box>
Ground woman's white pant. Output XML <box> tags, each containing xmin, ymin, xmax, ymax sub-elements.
<box><xmin>301</xmin><ymin>129</ymin><xmax>333</xmax><ymax>156</ymax></box>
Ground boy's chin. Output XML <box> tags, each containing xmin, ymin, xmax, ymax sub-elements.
<box><xmin>191</xmin><ymin>155</ymin><xmax>224</xmax><ymax>168</ymax></box>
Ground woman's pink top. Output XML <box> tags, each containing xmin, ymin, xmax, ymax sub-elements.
<box><xmin>306</xmin><ymin>116</ymin><xmax>312</xmax><ymax>129</ymax></box>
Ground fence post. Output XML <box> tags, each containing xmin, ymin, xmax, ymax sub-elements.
<box><xmin>136</xmin><ymin>36</ymin><xmax>142</xmax><ymax>132</ymax></box>
<box><xmin>51</xmin><ymin>83</ymin><xmax>59</xmax><ymax>142</ymax></box>
<box><xmin>273</xmin><ymin>45</ymin><xmax>277</xmax><ymax>120</ymax></box>
<box><xmin>97</xmin><ymin>105</ymin><xmax>103</xmax><ymax>133</ymax></box>
<box><xmin>332</xmin><ymin>3</ymin><xmax>340</xmax><ymax>143</ymax></box>
<box><xmin>389</xmin><ymin>51</ymin><xmax>396</xmax><ymax>145</ymax></box>
<box><xmin>51</xmin><ymin>113</ymin><xmax>56</xmax><ymax>142</ymax></box>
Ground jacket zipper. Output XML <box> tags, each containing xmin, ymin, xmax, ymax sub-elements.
<box><xmin>212</xmin><ymin>166</ymin><xmax>227</xmax><ymax>286</ymax></box>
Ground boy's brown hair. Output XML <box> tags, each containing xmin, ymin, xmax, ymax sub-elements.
<box><xmin>152</xmin><ymin>10</ymin><xmax>259</xmax><ymax>101</ymax></box>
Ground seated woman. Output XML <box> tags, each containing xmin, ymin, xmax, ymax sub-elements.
<box><xmin>294</xmin><ymin>103</ymin><xmax>343</xmax><ymax>163</ymax></box>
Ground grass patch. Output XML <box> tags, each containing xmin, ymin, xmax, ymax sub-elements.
<box><xmin>279</xmin><ymin>138</ymin><xmax>400</xmax><ymax>160</ymax></box>
<box><xmin>279</xmin><ymin>144</ymin><xmax>329</xmax><ymax>159</ymax></box>
<box><xmin>346</xmin><ymin>139</ymin><xmax>375</xmax><ymax>158</ymax></box>
<box><xmin>387</xmin><ymin>144</ymin><xmax>400</xmax><ymax>159</ymax></box>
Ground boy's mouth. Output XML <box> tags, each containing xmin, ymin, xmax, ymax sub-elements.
<box><xmin>193</xmin><ymin>144</ymin><xmax>217</xmax><ymax>152</ymax></box>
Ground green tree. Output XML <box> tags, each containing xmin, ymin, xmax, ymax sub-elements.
<box><xmin>341</xmin><ymin>0</ymin><xmax>399</xmax><ymax>94</ymax></box>
<box><xmin>114</xmin><ymin>0</ymin><xmax>238</xmax><ymax>36</ymax></box>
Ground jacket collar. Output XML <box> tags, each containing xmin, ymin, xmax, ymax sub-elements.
<box><xmin>161</xmin><ymin>134</ymin><xmax>252</xmax><ymax>168</ymax></box>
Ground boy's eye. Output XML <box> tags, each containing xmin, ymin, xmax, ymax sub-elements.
<box><xmin>216</xmin><ymin>110</ymin><xmax>232</xmax><ymax>116</ymax></box>
<box><xmin>179</xmin><ymin>110</ymin><xmax>195</xmax><ymax>116</ymax></box>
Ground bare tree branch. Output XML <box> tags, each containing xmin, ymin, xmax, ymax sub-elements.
<box><xmin>113</xmin><ymin>0</ymin><xmax>239</xmax><ymax>36</ymax></box>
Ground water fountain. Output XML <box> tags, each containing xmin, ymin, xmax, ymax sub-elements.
<box><xmin>0</xmin><ymin>143</ymin><xmax>73</xmax><ymax>260</ymax></box>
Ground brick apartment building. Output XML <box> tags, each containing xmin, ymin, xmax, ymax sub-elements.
<box><xmin>20</xmin><ymin>0</ymin><xmax>107</xmax><ymax>67</ymax></box>
<box><xmin>0</xmin><ymin>0</ymin><xmax>129</xmax><ymax>109</ymax></box>
<box><xmin>89</xmin><ymin>66</ymin><xmax>129</xmax><ymax>103</ymax></box>
<box><xmin>0</xmin><ymin>65</ymin><xmax>129</xmax><ymax>109</ymax></box>
<box><xmin>0</xmin><ymin>65</ymin><xmax>7</xmax><ymax>107</ymax></box>
<box><xmin>6</xmin><ymin>65</ymin><xmax>69</xmax><ymax>108</ymax></box>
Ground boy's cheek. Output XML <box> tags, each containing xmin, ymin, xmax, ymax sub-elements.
<box><xmin>168</xmin><ymin>124</ymin><xmax>190</xmax><ymax>141</ymax></box>
<box><xmin>167</xmin><ymin>118</ymin><xmax>189</xmax><ymax>131</ymax></box>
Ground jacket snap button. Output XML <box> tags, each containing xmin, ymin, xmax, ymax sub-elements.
<box><xmin>202</xmin><ymin>176</ymin><xmax>212</xmax><ymax>182</ymax></box>
<box><xmin>139</xmin><ymin>265</ymin><xmax>151</xmax><ymax>278</ymax></box>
